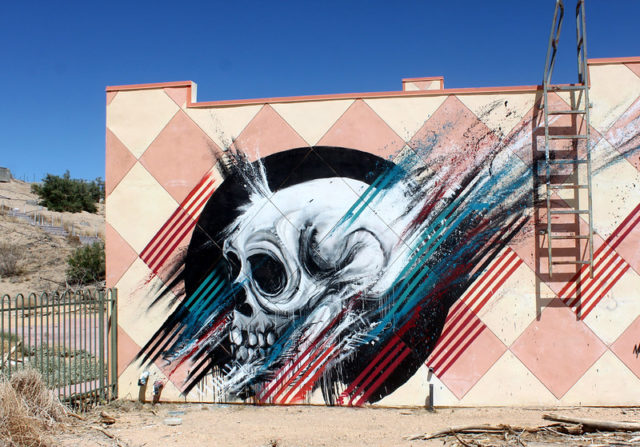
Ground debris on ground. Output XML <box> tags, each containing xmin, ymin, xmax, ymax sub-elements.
<box><xmin>407</xmin><ymin>412</ymin><xmax>640</xmax><ymax>446</ymax></box>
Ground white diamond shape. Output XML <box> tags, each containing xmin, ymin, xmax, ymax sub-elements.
<box><xmin>365</xmin><ymin>96</ymin><xmax>447</xmax><ymax>142</ymax></box>
<box><xmin>589</xmin><ymin>63</ymin><xmax>640</xmax><ymax>133</ymax></box>
<box><xmin>186</xmin><ymin>104</ymin><xmax>262</xmax><ymax>149</ymax></box>
<box><xmin>106</xmin><ymin>162</ymin><xmax>178</xmax><ymax>253</ymax></box>
<box><xmin>107</xmin><ymin>89</ymin><xmax>179</xmax><ymax>158</ymax></box>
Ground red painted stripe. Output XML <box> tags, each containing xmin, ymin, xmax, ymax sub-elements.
<box><xmin>289</xmin><ymin>349</ymin><xmax>341</xmax><ymax>404</ymax></box>
<box><xmin>336</xmin><ymin>335</ymin><xmax>402</xmax><ymax>405</ymax></box>
<box><xmin>354</xmin><ymin>346</ymin><xmax>411</xmax><ymax>406</ymax></box>
<box><xmin>578</xmin><ymin>258</ymin><xmax>628</xmax><ymax>315</ymax></box>
<box><xmin>424</xmin><ymin>303</ymin><xmax>469</xmax><ymax>365</ymax></box>
<box><xmin>459</xmin><ymin>250</ymin><xmax>512</xmax><ymax>307</ymax></box>
<box><xmin>467</xmin><ymin>251</ymin><xmax>521</xmax><ymax>313</ymax></box>
<box><xmin>564</xmin><ymin>246</ymin><xmax>618</xmax><ymax>308</ymax></box>
<box><xmin>145</xmin><ymin>209</ymin><xmax>191</xmax><ymax>267</ymax></box>
<box><xmin>581</xmin><ymin>264</ymin><xmax>631</xmax><ymax>319</ymax></box>
<box><xmin>140</xmin><ymin>208</ymin><xmax>184</xmax><ymax>260</ymax></box>
<box><xmin>566</xmin><ymin>252</ymin><xmax>620</xmax><ymax>309</ymax></box>
<box><xmin>606</xmin><ymin>203</ymin><xmax>640</xmax><ymax>246</ymax></box>
<box><xmin>182</xmin><ymin>176</ymin><xmax>215</xmax><ymax>211</ymax></box>
<box><xmin>260</xmin><ymin>310</ymin><xmax>346</xmax><ymax>402</ymax></box>
<box><xmin>270</xmin><ymin>339</ymin><xmax>335</xmax><ymax>403</ymax></box>
<box><xmin>278</xmin><ymin>343</ymin><xmax>337</xmax><ymax>404</ymax></box>
<box><xmin>431</xmin><ymin>316</ymin><xmax>484</xmax><ymax>374</ymax></box>
<box><xmin>348</xmin><ymin>343</ymin><xmax>405</xmax><ymax>406</ymax></box>
<box><xmin>560</xmin><ymin>244</ymin><xmax>616</xmax><ymax>301</ymax></box>
<box><xmin>436</xmin><ymin>323</ymin><xmax>486</xmax><ymax>377</ymax></box>
<box><xmin>608</xmin><ymin>213</ymin><xmax>640</xmax><ymax>250</ymax></box>
<box><xmin>191</xmin><ymin>186</ymin><xmax>216</xmax><ymax>217</ymax></box>
<box><xmin>149</xmin><ymin>218</ymin><xmax>197</xmax><ymax>273</ymax></box>
<box><xmin>184</xmin><ymin>178</ymin><xmax>215</xmax><ymax>214</ymax></box>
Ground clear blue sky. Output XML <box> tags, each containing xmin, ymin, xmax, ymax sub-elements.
<box><xmin>1</xmin><ymin>1</ymin><xmax>639</xmax><ymax>182</ymax></box>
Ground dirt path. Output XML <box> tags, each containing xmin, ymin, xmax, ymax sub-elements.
<box><xmin>58</xmin><ymin>403</ymin><xmax>640</xmax><ymax>447</ymax></box>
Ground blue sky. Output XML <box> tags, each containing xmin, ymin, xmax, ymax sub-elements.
<box><xmin>1</xmin><ymin>1</ymin><xmax>639</xmax><ymax>181</ymax></box>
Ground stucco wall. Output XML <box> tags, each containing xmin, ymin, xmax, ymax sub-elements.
<box><xmin>106</xmin><ymin>57</ymin><xmax>640</xmax><ymax>406</ymax></box>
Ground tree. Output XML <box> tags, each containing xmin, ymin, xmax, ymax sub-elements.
<box><xmin>31</xmin><ymin>171</ymin><xmax>103</xmax><ymax>213</ymax></box>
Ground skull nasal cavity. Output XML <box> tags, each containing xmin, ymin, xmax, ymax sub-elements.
<box><xmin>233</xmin><ymin>288</ymin><xmax>253</xmax><ymax>317</ymax></box>
<box><xmin>248</xmin><ymin>253</ymin><xmax>286</xmax><ymax>296</ymax></box>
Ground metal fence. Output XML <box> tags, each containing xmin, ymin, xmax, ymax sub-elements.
<box><xmin>0</xmin><ymin>288</ymin><xmax>117</xmax><ymax>407</ymax></box>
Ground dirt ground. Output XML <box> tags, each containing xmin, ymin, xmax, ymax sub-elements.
<box><xmin>56</xmin><ymin>402</ymin><xmax>640</xmax><ymax>447</ymax></box>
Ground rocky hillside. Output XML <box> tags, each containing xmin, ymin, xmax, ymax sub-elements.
<box><xmin>0</xmin><ymin>178</ymin><xmax>105</xmax><ymax>297</ymax></box>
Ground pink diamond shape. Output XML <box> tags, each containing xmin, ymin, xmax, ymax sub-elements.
<box><xmin>605</xmin><ymin>96</ymin><xmax>640</xmax><ymax>173</ymax></box>
<box><xmin>626</xmin><ymin>62</ymin><xmax>640</xmax><ymax>80</ymax></box>
<box><xmin>606</xmin><ymin>203</ymin><xmax>640</xmax><ymax>274</ymax></box>
<box><xmin>611</xmin><ymin>315</ymin><xmax>640</xmax><ymax>379</ymax></box>
<box><xmin>106</xmin><ymin>129</ymin><xmax>136</xmax><ymax>197</ymax></box>
<box><xmin>427</xmin><ymin>301</ymin><xmax>506</xmax><ymax>399</ymax></box>
<box><xmin>140</xmin><ymin>110</ymin><xmax>221</xmax><ymax>204</ymax></box>
<box><xmin>408</xmin><ymin>96</ymin><xmax>500</xmax><ymax>176</ymax></box>
<box><xmin>105</xmin><ymin>222</ymin><xmax>138</xmax><ymax>287</ymax></box>
<box><xmin>511</xmin><ymin>298</ymin><xmax>606</xmax><ymax>398</ymax></box>
<box><xmin>231</xmin><ymin>104</ymin><xmax>307</xmax><ymax>161</ymax></box>
<box><xmin>117</xmin><ymin>325</ymin><xmax>142</xmax><ymax>376</ymax></box>
<box><xmin>317</xmin><ymin>99</ymin><xmax>405</xmax><ymax>159</ymax></box>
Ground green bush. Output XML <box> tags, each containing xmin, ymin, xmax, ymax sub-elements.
<box><xmin>31</xmin><ymin>171</ymin><xmax>104</xmax><ymax>213</ymax></box>
<box><xmin>66</xmin><ymin>242</ymin><xmax>105</xmax><ymax>285</ymax></box>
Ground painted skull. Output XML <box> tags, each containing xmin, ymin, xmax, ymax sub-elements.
<box><xmin>222</xmin><ymin>177</ymin><xmax>402</xmax><ymax>367</ymax></box>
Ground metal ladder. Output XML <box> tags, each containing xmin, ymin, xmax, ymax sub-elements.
<box><xmin>542</xmin><ymin>0</ymin><xmax>594</xmax><ymax>278</ymax></box>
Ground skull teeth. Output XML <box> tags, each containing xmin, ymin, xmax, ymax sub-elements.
<box><xmin>230</xmin><ymin>328</ymin><xmax>243</xmax><ymax>346</ymax></box>
<box><xmin>248</xmin><ymin>332</ymin><xmax>258</xmax><ymax>346</ymax></box>
<box><xmin>266</xmin><ymin>331</ymin><xmax>276</xmax><ymax>346</ymax></box>
<box><xmin>257</xmin><ymin>332</ymin><xmax>265</xmax><ymax>347</ymax></box>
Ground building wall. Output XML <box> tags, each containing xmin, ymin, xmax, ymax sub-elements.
<box><xmin>106</xmin><ymin>57</ymin><xmax>640</xmax><ymax>406</ymax></box>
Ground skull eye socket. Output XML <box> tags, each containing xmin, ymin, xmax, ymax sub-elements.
<box><xmin>248</xmin><ymin>253</ymin><xmax>287</xmax><ymax>296</ymax></box>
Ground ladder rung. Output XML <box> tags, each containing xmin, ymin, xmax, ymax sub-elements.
<box><xmin>549</xmin><ymin>210</ymin><xmax>590</xmax><ymax>214</ymax></box>
<box><xmin>548</xmin><ymin>135</ymin><xmax>589</xmax><ymax>140</ymax></box>
<box><xmin>550</xmin><ymin>235</ymin><xmax>590</xmax><ymax>240</ymax></box>
<box><xmin>552</xmin><ymin>260</ymin><xmax>591</xmax><ymax>265</ymax></box>
<box><xmin>547</xmin><ymin>85</ymin><xmax>587</xmax><ymax>92</ymax></box>
<box><xmin>548</xmin><ymin>184</ymin><xmax>589</xmax><ymax>189</ymax></box>
<box><xmin>548</xmin><ymin>109</ymin><xmax>587</xmax><ymax>115</ymax></box>
<box><xmin>547</xmin><ymin>159</ymin><xmax>588</xmax><ymax>164</ymax></box>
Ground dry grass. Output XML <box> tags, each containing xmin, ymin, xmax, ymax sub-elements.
<box><xmin>0</xmin><ymin>369</ymin><xmax>67</xmax><ymax>447</ymax></box>
<box><xmin>0</xmin><ymin>243</ymin><xmax>23</xmax><ymax>278</ymax></box>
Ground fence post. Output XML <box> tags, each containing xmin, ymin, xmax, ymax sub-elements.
<box><xmin>109</xmin><ymin>289</ymin><xmax>118</xmax><ymax>399</ymax></box>
<box><xmin>98</xmin><ymin>290</ymin><xmax>105</xmax><ymax>401</ymax></box>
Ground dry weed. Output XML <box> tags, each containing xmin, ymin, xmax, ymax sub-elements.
<box><xmin>0</xmin><ymin>369</ymin><xmax>67</xmax><ymax>447</ymax></box>
<box><xmin>0</xmin><ymin>243</ymin><xmax>22</xmax><ymax>277</ymax></box>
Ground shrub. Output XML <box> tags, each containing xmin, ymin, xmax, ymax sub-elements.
<box><xmin>0</xmin><ymin>242</ymin><xmax>22</xmax><ymax>277</ymax></box>
<box><xmin>66</xmin><ymin>242</ymin><xmax>105</xmax><ymax>285</ymax></box>
<box><xmin>31</xmin><ymin>171</ymin><xmax>104</xmax><ymax>213</ymax></box>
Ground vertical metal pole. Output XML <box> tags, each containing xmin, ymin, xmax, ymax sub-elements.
<box><xmin>15</xmin><ymin>295</ymin><xmax>20</xmax><ymax>374</ymax></box>
<box><xmin>110</xmin><ymin>289</ymin><xmax>118</xmax><ymax>399</ymax></box>
<box><xmin>56</xmin><ymin>292</ymin><xmax>61</xmax><ymax>394</ymax></box>
<box><xmin>45</xmin><ymin>293</ymin><xmax>50</xmax><ymax>389</ymax></box>
<box><xmin>7</xmin><ymin>295</ymin><xmax>12</xmax><ymax>377</ymax></box>
<box><xmin>39</xmin><ymin>293</ymin><xmax>44</xmax><ymax>379</ymax></box>
<box><xmin>2</xmin><ymin>296</ymin><xmax>6</xmax><ymax>377</ymax></box>
<box><xmin>27</xmin><ymin>295</ymin><xmax>32</xmax><ymax>376</ymax></box>
<box><xmin>99</xmin><ymin>290</ymin><xmax>105</xmax><ymax>401</ymax></box>
<box><xmin>80</xmin><ymin>291</ymin><xmax>86</xmax><ymax>398</ymax></box>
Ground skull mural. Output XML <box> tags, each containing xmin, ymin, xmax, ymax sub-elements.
<box><xmin>139</xmin><ymin>146</ymin><xmax>532</xmax><ymax>404</ymax></box>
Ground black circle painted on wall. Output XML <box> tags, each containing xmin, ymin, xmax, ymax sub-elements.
<box><xmin>184</xmin><ymin>146</ymin><xmax>397</xmax><ymax>297</ymax></box>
